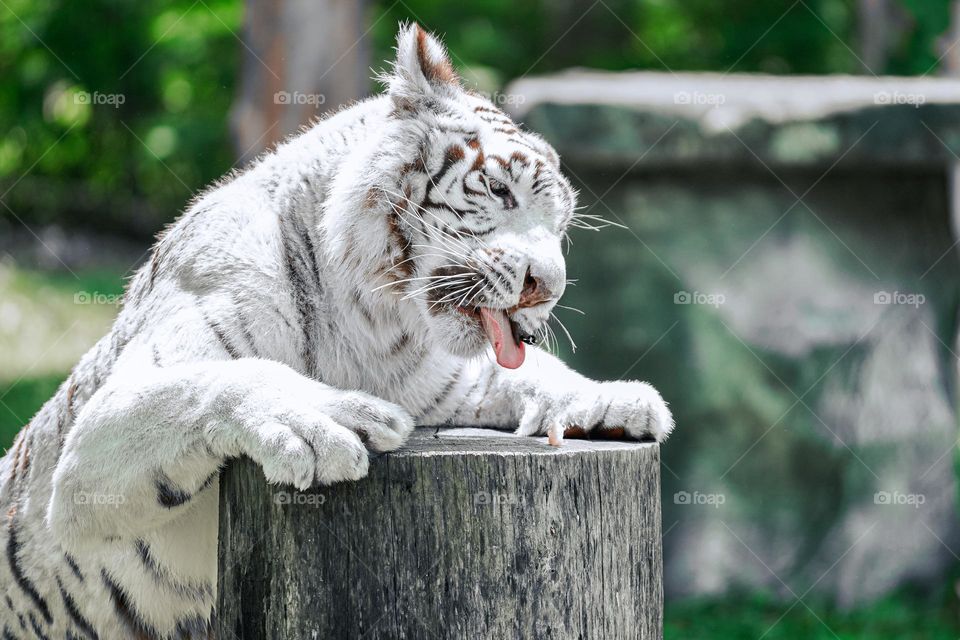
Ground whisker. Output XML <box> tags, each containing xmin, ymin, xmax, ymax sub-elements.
<box><xmin>379</xmin><ymin>186</ymin><xmax>473</xmax><ymax>255</ymax></box>
<box><xmin>550</xmin><ymin>312</ymin><xmax>577</xmax><ymax>353</ymax></box>
<box><xmin>381</xmin><ymin>185</ymin><xmax>476</xmax><ymax>253</ymax></box>
<box><xmin>370</xmin><ymin>270</ymin><xmax>473</xmax><ymax>293</ymax></box>
<box><xmin>555</xmin><ymin>304</ymin><xmax>585</xmax><ymax>315</ymax></box>
<box><xmin>569</xmin><ymin>212</ymin><xmax>628</xmax><ymax>231</ymax></box>
<box><xmin>402</xmin><ymin>278</ymin><xmax>474</xmax><ymax>301</ymax></box>
<box><xmin>459</xmin><ymin>278</ymin><xmax>487</xmax><ymax>308</ymax></box>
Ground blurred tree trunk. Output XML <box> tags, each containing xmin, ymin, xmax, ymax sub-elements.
<box><xmin>947</xmin><ymin>2</ymin><xmax>960</xmax><ymax>247</ymax></box>
<box><xmin>942</xmin><ymin>0</ymin><xmax>960</xmax><ymax>76</ymax></box>
<box><xmin>856</xmin><ymin>0</ymin><xmax>910</xmax><ymax>74</ymax></box>
<box><xmin>230</xmin><ymin>0</ymin><xmax>370</xmax><ymax>164</ymax></box>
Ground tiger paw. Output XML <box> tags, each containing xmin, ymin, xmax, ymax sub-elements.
<box><xmin>514</xmin><ymin>380</ymin><xmax>673</xmax><ymax>446</ymax></box>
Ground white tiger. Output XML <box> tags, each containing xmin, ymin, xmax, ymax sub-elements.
<box><xmin>0</xmin><ymin>23</ymin><xmax>673</xmax><ymax>639</ymax></box>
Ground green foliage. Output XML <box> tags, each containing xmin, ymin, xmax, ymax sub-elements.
<box><xmin>665</xmin><ymin>589</ymin><xmax>960</xmax><ymax>639</ymax></box>
<box><xmin>0</xmin><ymin>374</ymin><xmax>64</xmax><ymax>452</ymax></box>
<box><xmin>372</xmin><ymin>1</ymin><xmax>953</xmax><ymax>82</ymax></box>
<box><xmin>0</xmin><ymin>263</ymin><xmax>128</xmax><ymax>450</ymax></box>
<box><xmin>0</xmin><ymin>0</ymin><xmax>240</xmax><ymax>237</ymax></box>
<box><xmin>0</xmin><ymin>0</ymin><xmax>953</xmax><ymax>236</ymax></box>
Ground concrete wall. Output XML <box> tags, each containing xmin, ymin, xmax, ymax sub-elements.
<box><xmin>507</xmin><ymin>71</ymin><xmax>960</xmax><ymax>605</ymax></box>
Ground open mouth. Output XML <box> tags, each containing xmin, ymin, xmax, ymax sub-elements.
<box><xmin>457</xmin><ymin>306</ymin><xmax>537</xmax><ymax>369</ymax></box>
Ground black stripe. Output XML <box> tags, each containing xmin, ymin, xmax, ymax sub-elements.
<box><xmin>27</xmin><ymin>612</ymin><xmax>48</xmax><ymax>640</ymax></box>
<box><xmin>156</xmin><ymin>469</ymin><xmax>217</xmax><ymax>509</ymax></box>
<box><xmin>6</xmin><ymin>523</ymin><xmax>52</xmax><ymax>624</ymax></box>
<box><xmin>424</xmin><ymin>373</ymin><xmax>460</xmax><ymax>416</ymax></box>
<box><xmin>173</xmin><ymin>616</ymin><xmax>212</xmax><ymax>639</ymax></box>
<box><xmin>453</xmin><ymin>223</ymin><xmax>497</xmax><ymax>237</ymax></box>
<box><xmin>420</xmin><ymin>196</ymin><xmax>475</xmax><ymax>219</ymax></box>
<box><xmin>507</xmin><ymin>137</ymin><xmax>539</xmax><ymax>153</ymax></box>
<box><xmin>134</xmin><ymin>540</ymin><xmax>213</xmax><ymax>602</ymax></box>
<box><xmin>479</xmin><ymin>115</ymin><xmax>512</xmax><ymax>126</ymax></box>
<box><xmin>2</xmin><ymin>625</ymin><xmax>18</xmax><ymax>640</ymax></box>
<box><xmin>156</xmin><ymin>473</ymin><xmax>190</xmax><ymax>508</ymax></box>
<box><xmin>452</xmin><ymin>376</ymin><xmax>483</xmax><ymax>422</ymax></box>
<box><xmin>389</xmin><ymin>332</ymin><xmax>411</xmax><ymax>356</ymax></box>
<box><xmin>151</xmin><ymin>345</ymin><xmax>163</xmax><ymax>368</ymax></box>
<box><xmin>231</xmin><ymin>302</ymin><xmax>260</xmax><ymax>358</ymax></box>
<box><xmin>483</xmin><ymin>259</ymin><xmax>515</xmax><ymax>294</ymax></box>
<box><xmin>280</xmin><ymin>212</ymin><xmax>321</xmax><ymax>378</ymax></box>
<box><xmin>474</xmin><ymin>368</ymin><xmax>499</xmax><ymax>420</ymax></box>
<box><xmin>353</xmin><ymin>288</ymin><xmax>375</xmax><ymax>325</ymax></box>
<box><xmin>478</xmin><ymin>271</ymin><xmax>510</xmax><ymax>303</ymax></box>
<box><xmin>101</xmin><ymin>570</ymin><xmax>160</xmax><ymax>639</ymax></box>
<box><xmin>64</xmin><ymin>554</ymin><xmax>84</xmax><ymax>582</ymax></box>
<box><xmin>202</xmin><ymin>312</ymin><xmax>241</xmax><ymax>360</ymax></box>
<box><xmin>56</xmin><ymin>576</ymin><xmax>99</xmax><ymax>640</ymax></box>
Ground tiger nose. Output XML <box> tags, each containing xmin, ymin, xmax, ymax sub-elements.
<box><xmin>518</xmin><ymin>267</ymin><xmax>551</xmax><ymax>308</ymax></box>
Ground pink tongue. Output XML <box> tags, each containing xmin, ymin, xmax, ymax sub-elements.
<box><xmin>479</xmin><ymin>308</ymin><xmax>526</xmax><ymax>369</ymax></box>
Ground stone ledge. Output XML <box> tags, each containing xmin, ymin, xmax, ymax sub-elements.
<box><xmin>506</xmin><ymin>71</ymin><xmax>960</xmax><ymax>168</ymax></box>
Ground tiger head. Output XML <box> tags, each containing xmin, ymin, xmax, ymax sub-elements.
<box><xmin>368</xmin><ymin>24</ymin><xmax>578</xmax><ymax>369</ymax></box>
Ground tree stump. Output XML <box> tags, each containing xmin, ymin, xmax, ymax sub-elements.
<box><xmin>217</xmin><ymin>427</ymin><xmax>662</xmax><ymax>639</ymax></box>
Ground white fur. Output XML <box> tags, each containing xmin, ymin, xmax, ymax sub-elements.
<box><xmin>0</xmin><ymin>24</ymin><xmax>672</xmax><ymax>639</ymax></box>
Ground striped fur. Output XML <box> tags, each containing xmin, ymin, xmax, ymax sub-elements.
<box><xmin>0</xmin><ymin>23</ymin><xmax>671</xmax><ymax>639</ymax></box>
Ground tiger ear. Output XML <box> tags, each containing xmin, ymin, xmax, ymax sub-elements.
<box><xmin>388</xmin><ymin>22</ymin><xmax>461</xmax><ymax>107</ymax></box>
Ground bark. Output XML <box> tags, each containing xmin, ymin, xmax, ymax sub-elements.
<box><xmin>231</xmin><ymin>0</ymin><xmax>370</xmax><ymax>163</ymax></box>
<box><xmin>217</xmin><ymin>427</ymin><xmax>663</xmax><ymax>639</ymax></box>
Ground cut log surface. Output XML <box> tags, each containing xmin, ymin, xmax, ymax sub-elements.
<box><xmin>217</xmin><ymin>427</ymin><xmax>662</xmax><ymax>640</ymax></box>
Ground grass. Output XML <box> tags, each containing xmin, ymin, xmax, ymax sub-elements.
<box><xmin>0</xmin><ymin>261</ymin><xmax>125</xmax><ymax>452</ymax></box>
<box><xmin>0</xmin><ymin>261</ymin><xmax>124</xmax><ymax>383</ymax></box>
<box><xmin>0</xmin><ymin>374</ymin><xmax>66</xmax><ymax>451</ymax></box>
<box><xmin>2</xmin><ymin>263</ymin><xmax>959</xmax><ymax>638</ymax></box>
<box><xmin>665</xmin><ymin>589</ymin><xmax>960</xmax><ymax>639</ymax></box>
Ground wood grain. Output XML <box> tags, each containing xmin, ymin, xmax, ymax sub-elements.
<box><xmin>217</xmin><ymin>427</ymin><xmax>662</xmax><ymax>639</ymax></box>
